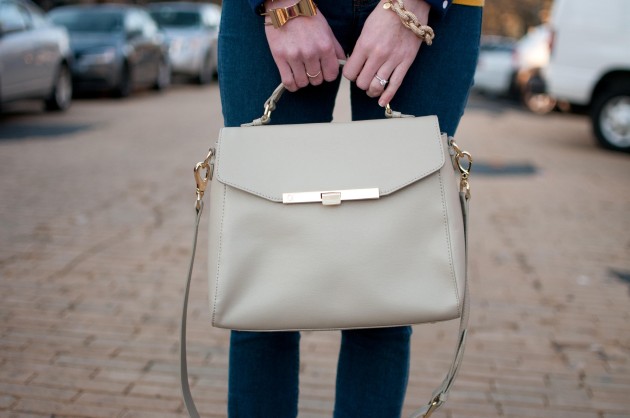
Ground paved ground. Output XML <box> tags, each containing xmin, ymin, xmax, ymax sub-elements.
<box><xmin>0</xmin><ymin>82</ymin><xmax>629</xmax><ymax>418</ymax></box>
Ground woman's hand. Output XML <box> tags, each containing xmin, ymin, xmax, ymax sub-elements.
<box><xmin>264</xmin><ymin>0</ymin><xmax>345</xmax><ymax>91</ymax></box>
<box><xmin>344</xmin><ymin>0</ymin><xmax>430</xmax><ymax>107</ymax></box>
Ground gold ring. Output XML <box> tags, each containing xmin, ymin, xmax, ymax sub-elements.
<box><xmin>306</xmin><ymin>70</ymin><xmax>321</xmax><ymax>78</ymax></box>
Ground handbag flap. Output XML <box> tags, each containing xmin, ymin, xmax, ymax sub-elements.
<box><xmin>215</xmin><ymin>115</ymin><xmax>445</xmax><ymax>202</ymax></box>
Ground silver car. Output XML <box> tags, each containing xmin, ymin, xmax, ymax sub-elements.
<box><xmin>0</xmin><ymin>0</ymin><xmax>72</xmax><ymax>111</ymax></box>
<box><xmin>149</xmin><ymin>2</ymin><xmax>220</xmax><ymax>85</ymax></box>
<box><xmin>48</xmin><ymin>5</ymin><xmax>171</xmax><ymax>98</ymax></box>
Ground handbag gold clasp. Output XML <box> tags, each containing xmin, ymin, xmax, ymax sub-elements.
<box><xmin>321</xmin><ymin>192</ymin><xmax>342</xmax><ymax>206</ymax></box>
<box><xmin>450</xmin><ymin>139</ymin><xmax>473</xmax><ymax>199</ymax></box>
<box><xmin>194</xmin><ymin>148</ymin><xmax>215</xmax><ymax>212</ymax></box>
<box><xmin>283</xmin><ymin>188</ymin><xmax>379</xmax><ymax>205</ymax></box>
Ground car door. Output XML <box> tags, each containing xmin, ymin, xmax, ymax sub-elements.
<box><xmin>138</xmin><ymin>11</ymin><xmax>162</xmax><ymax>84</ymax></box>
<box><xmin>125</xmin><ymin>10</ymin><xmax>162</xmax><ymax>86</ymax></box>
<box><xmin>124</xmin><ymin>11</ymin><xmax>148</xmax><ymax>85</ymax></box>
<box><xmin>21</xmin><ymin>1</ymin><xmax>59</xmax><ymax>94</ymax></box>
<box><xmin>0</xmin><ymin>0</ymin><xmax>34</xmax><ymax>100</ymax></box>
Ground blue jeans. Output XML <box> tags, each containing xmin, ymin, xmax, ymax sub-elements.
<box><xmin>218</xmin><ymin>1</ymin><xmax>481</xmax><ymax>417</ymax></box>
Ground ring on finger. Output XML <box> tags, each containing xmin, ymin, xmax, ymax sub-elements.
<box><xmin>374</xmin><ymin>74</ymin><xmax>388</xmax><ymax>87</ymax></box>
<box><xmin>306</xmin><ymin>70</ymin><xmax>322</xmax><ymax>78</ymax></box>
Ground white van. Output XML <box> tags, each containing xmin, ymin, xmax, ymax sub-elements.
<box><xmin>547</xmin><ymin>0</ymin><xmax>630</xmax><ymax>152</ymax></box>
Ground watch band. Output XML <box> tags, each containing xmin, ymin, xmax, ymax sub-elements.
<box><xmin>263</xmin><ymin>0</ymin><xmax>317</xmax><ymax>28</ymax></box>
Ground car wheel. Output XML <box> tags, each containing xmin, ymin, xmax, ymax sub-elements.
<box><xmin>115</xmin><ymin>63</ymin><xmax>132</xmax><ymax>98</ymax></box>
<box><xmin>45</xmin><ymin>64</ymin><xmax>72</xmax><ymax>111</ymax></box>
<box><xmin>197</xmin><ymin>52</ymin><xmax>214</xmax><ymax>85</ymax></box>
<box><xmin>153</xmin><ymin>59</ymin><xmax>171</xmax><ymax>91</ymax></box>
<box><xmin>592</xmin><ymin>82</ymin><xmax>630</xmax><ymax>152</ymax></box>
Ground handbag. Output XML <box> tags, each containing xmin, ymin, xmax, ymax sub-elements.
<box><xmin>181</xmin><ymin>81</ymin><xmax>473</xmax><ymax>418</ymax></box>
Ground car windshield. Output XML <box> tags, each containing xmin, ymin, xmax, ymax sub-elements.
<box><xmin>49</xmin><ymin>10</ymin><xmax>124</xmax><ymax>33</ymax></box>
<box><xmin>150</xmin><ymin>11</ymin><xmax>201</xmax><ymax>28</ymax></box>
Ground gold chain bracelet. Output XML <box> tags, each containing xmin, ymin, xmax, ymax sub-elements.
<box><xmin>383</xmin><ymin>0</ymin><xmax>435</xmax><ymax>45</ymax></box>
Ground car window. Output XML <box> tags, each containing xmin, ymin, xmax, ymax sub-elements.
<box><xmin>150</xmin><ymin>10</ymin><xmax>201</xmax><ymax>28</ymax></box>
<box><xmin>0</xmin><ymin>2</ymin><xmax>30</xmax><ymax>33</ymax></box>
<box><xmin>49</xmin><ymin>9</ymin><xmax>124</xmax><ymax>33</ymax></box>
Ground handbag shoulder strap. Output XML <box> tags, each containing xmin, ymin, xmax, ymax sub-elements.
<box><xmin>180</xmin><ymin>136</ymin><xmax>472</xmax><ymax>418</ymax></box>
<box><xmin>180</xmin><ymin>205</ymin><xmax>203</xmax><ymax>418</ymax></box>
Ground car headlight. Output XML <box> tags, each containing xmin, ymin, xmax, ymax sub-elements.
<box><xmin>79</xmin><ymin>47</ymin><xmax>117</xmax><ymax>65</ymax></box>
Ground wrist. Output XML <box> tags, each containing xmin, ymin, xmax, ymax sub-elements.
<box><xmin>382</xmin><ymin>0</ymin><xmax>434</xmax><ymax>44</ymax></box>
<box><xmin>392</xmin><ymin>0</ymin><xmax>430</xmax><ymax>24</ymax></box>
<box><xmin>262</xmin><ymin>0</ymin><xmax>318</xmax><ymax>28</ymax></box>
<box><xmin>263</xmin><ymin>0</ymin><xmax>297</xmax><ymax>11</ymax></box>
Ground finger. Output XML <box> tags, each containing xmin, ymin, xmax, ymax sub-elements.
<box><xmin>334</xmin><ymin>38</ymin><xmax>346</xmax><ymax>61</ymax></box>
<box><xmin>321</xmin><ymin>39</ymin><xmax>344</xmax><ymax>82</ymax></box>
<box><xmin>306</xmin><ymin>68</ymin><xmax>323</xmax><ymax>86</ymax></box>
<box><xmin>277</xmin><ymin>59</ymin><xmax>298</xmax><ymax>92</ymax></box>
<box><xmin>304</xmin><ymin>51</ymin><xmax>324</xmax><ymax>86</ymax></box>
<box><xmin>354</xmin><ymin>53</ymin><xmax>386</xmax><ymax>92</ymax></box>
<box><xmin>287</xmin><ymin>56</ymin><xmax>310</xmax><ymax>89</ymax></box>
<box><xmin>366</xmin><ymin>61</ymin><xmax>396</xmax><ymax>98</ymax></box>
<box><xmin>342</xmin><ymin>48</ymin><xmax>367</xmax><ymax>82</ymax></box>
<box><xmin>378</xmin><ymin>62</ymin><xmax>411</xmax><ymax>107</ymax></box>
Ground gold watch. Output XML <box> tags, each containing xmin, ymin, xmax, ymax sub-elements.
<box><xmin>263</xmin><ymin>0</ymin><xmax>317</xmax><ymax>28</ymax></box>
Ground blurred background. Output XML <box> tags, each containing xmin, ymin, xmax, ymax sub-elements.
<box><xmin>4</xmin><ymin>0</ymin><xmax>628</xmax><ymax>150</ymax></box>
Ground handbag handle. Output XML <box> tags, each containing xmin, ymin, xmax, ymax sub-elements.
<box><xmin>242</xmin><ymin>59</ymin><xmax>413</xmax><ymax>127</ymax></box>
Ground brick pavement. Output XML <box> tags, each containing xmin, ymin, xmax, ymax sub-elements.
<box><xmin>0</xmin><ymin>84</ymin><xmax>629</xmax><ymax>418</ymax></box>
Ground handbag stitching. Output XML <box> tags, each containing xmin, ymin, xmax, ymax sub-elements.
<box><xmin>211</xmin><ymin>184</ymin><xmax>228</xmax><ymax>326</ymax></box>
<box><xmin>432</xmin><ymin>117</ymin><xmax>461</xmax><ymax>317</ymax></box>
<box><xmin>437</xmin><ymin>168</ymin><xmax>462</xmax><ymax>318</ymax></box>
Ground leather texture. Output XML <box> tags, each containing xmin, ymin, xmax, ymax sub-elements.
<box><xmin>181</xmin><ymin>108</ymin><xmax>471</xmax><ymax>418</ymax></box>
<box><xmin>206</xmin><ymin>115</ymin><xmax>466</xmax><ymax>331</ymax></box>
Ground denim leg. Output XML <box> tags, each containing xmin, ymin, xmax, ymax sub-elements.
<box><xmin>218</xmin><ymin>1</ymin><xmax>481</xmax><ymax>416</ymax></box>
<box><xmin>334</xmin><ymin>326</ymin><xmax>412</xmax><ymax>418</ymax></box>
<box><xmin>228</xmin><ymin>331</ymin><xmax>301</xmax><ymax>418</ymax></box>
<box><xmin>219</xmin><ymin>2</ymin><xmax>348</xmax><ymax>416</ymax></box>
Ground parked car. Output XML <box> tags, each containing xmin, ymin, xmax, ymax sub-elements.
<box><xmin>0</xmin><ymin>0</ymin><xmax>72</xmax><ymax>111</ymax></box>
<box><xmin>547</xmin><ymin>0</ymin><xmax>630</xmax><ymax>152</ymax></box>
<box><xmin>48</xmin><ymin>5</ymin><xmax>170</xmax><ymax>97</ymax></box>
<box><xmin>148</xmin><ymin>2</ymin><xmax>220</xmax><ymax>84</ymax></box>
<box><xmin>472</xmin><ymin>36</ymin><xmax>515</xmax><ymax>97</ymax></box>
<box><xmin>474</xmin><ymin>30</ymin><xmax>556</xmax><ymax>114</ymax></box>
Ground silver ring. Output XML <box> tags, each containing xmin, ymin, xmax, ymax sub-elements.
<box><xmin>374</xmin><ymin>74</ymin><xmax>388</xmax><ymax>87</ymax></box>
<box><xmin>306</xmin><ymin>70</ymin><xmax>321</xmax><ymax>78</ymax></box>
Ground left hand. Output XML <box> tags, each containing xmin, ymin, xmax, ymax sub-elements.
<box><xmin>343</xmin><ymin>0</ymin><xmax>431</xmax><ymax>107</ymax></box>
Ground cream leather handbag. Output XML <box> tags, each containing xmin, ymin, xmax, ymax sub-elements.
<box><xmin>181</xmin><ymin>82</ymin><xmax>473</xmax><ymax>418</ymax></box>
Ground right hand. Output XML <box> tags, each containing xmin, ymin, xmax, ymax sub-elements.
<box><xmin>264</xmin><ymin>0</ymin><xmax>345</xmax><ymax>91</ymax></box>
